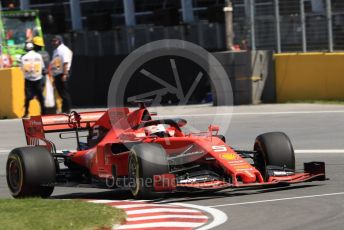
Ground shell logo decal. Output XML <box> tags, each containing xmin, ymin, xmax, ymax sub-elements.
<box><xmin>220</xmin><ymin>153</ymin><xmax>238</xmax><ymax>161</ymax></box>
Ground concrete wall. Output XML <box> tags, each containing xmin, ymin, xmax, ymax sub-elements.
<box><xmin>1</xmin><ymin>51</ymin><xmax>275</xmax><ymax>118</ymax></box>
<box><xmin>213</xmin><ymin>51</ymin><xmax>275</xmax><ymax>105</ymax></box>
<box><xmin>70</xmin><ymin>51</ymin><xmax>274</xmax><ymax>107</ymax></box>
<box><xmin>69</xmin><ymin>55</ymin><xmax>126</xmax><ymax>107</ymax></box>
<box><xmin>275</xmin><ymin>53</ymin><xmax>344</xmax><ymax>102</ymax></box>
<box><xmin>4</xmin><ymin>52</ymin><xmax>344</xmax><ymax>119</ymax></box>
<box><xmin>0</xmin><ymin>51</ymin><xmax>275</xmax><ymax>118</ymax></box>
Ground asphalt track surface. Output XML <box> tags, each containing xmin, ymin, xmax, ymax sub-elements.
<box><xmin>1</xmin><ymin>103</ymin><xmax>344</xmax><ymax>230</ymax></box>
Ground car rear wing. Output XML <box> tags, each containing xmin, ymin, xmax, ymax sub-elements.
<box><xmin>22</xmin><ymin>108</ymin><xmax>131</xmax><ymax>146</ymax></box>
<box><xmin>22</xmin><ymin>111</ymin><xmax>106</xmax><ymax>147</ymax></box>
<box><xmin>23</xmin><ymin>111</ymin><xmax>105</xmax><ymax>132</ymax></box>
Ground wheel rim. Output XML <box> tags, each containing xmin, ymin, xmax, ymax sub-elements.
<box><xmin>128</xmin><ymin>153</ymin><xmax>140</xmax><ymax>196</ymax></box>
<box><xmin>7</xmin><ymin>157</ymin><xmax>23</xmax><ymax>194</ymax></box>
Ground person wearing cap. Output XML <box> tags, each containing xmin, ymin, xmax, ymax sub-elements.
<box><xmin>33</xmin><ymin>36</ymin><xmax>50</xmax><ymax>68</ymax></box>
<box><xmin>20</xmin><ymin>42</ymin><xmax>46</xmax><ymax>118</ymax></box>
<box><xmin>32</xmin><ymin>36</ymin><xmax>50</xmax><ymax>88</ymax></box>
<box><xmin>50</xmin><ymin>35</ymin><xmax>73</xmax><ymax>114</ymax></box>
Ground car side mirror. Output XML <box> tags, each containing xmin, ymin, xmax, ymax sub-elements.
<box><xmin>208</xmin><ymin>125</ymin><xmax>219</xmax><ymax>133</ymax></box>
<box><xmin>173</xmin><ymin>118</ymin><xmax>187</xmax><ymax>127</ymax></box>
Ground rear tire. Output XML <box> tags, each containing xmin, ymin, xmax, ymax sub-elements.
<box><xmin>254</xmin><ymin>132</ymin><xmax>295</xmax><ymax>180</ymax></box>
<box><xmin>6</xmin><ymin>147</ymin><xmax>56</xmax><ymax>198</ymax></box>
<box><xmin>128</xmin><ymin>143</ymin><xmax>169</xmax><ymax>199</ymax></box>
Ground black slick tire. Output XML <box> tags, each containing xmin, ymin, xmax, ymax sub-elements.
<box><xmin>6</xmin><ymin>146</ymin><xmax>56</xmax><ymax>198</ymax></box>
<box><xmin>254</xmin><ymin>132</ymin><xmax>295</xmax><ymax>180</ymax></box>
<box><xmin>128</xmin><ymin>143</ymin><xmax>169</xmax><ymax>199</ymax></box>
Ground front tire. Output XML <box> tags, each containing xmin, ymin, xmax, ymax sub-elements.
<box><xmin>128</xmin><ymin>143</ymin><xmax>169</xmax><ymax>199</ymax></box>
<box><xmin>254</xmin><ymin>132</ymin><xmax>295</xmax><ymax>180</ymax></box>
<box><xmin>6</xmin><ymin>147</ymin><xmax>56</xmax><ymax>198</ymax></box>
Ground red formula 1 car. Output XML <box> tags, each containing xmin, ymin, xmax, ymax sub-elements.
<box><xmin>6</xmin><ymin>102</ymin><xmax>326</xmax><ymax>198</ymax></box>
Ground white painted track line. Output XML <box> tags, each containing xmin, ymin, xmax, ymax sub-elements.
<box><xmin>2</xmin><ymin>149</ymin><xmax>344</xmax><ymax>155</ymax></box>
<box><xmin>208</xmin><ymin>192</ymin><xmax>344</xmax><ymax>208</ymax></box>
<box><xmin>1</xmin><ymin>109</ymin><xmax>343</xmax><ymax>123</ymax></box>
<box><xmin>89</xmin><ymin>200</ymin><xmax>150</xmax><ymax>204</ymax></box>
<box><xmin>0</xmin><ymin>150</ymin><xmax>10</xmax><ymax>155</ymax></box>
<box><xmin>116</xmin><ymin>222</ymin><xmax>204</xmax><ymax>229</ymax></box>
<box><xmin>160</xmin><ymin>110</ymin><xmax>344</xmax><ymax>118</ymax></box>
<box><xmin>126</xmin><ymin>215</ymin><xmax>208</xmax><ymax>221</ymax></box>
<box><xmin>115</xmin><ymin>204</ymin><xmax>179</xmax><ymax>209</ymax></box>
<box><xmin>0</xmin><ymin>119</ymin><xmax>20</xmax><ymax>122</ymax></box>
<box><xmin>126</xmin><ymin>208</ymin><xmax>200</xmax><ymax>215</ymax></box>
<box><xmin>88</xmin><ymin>200</ymin><xmax>117</xmax><ymax>204</ymax></box>
<box><xmin>295</xmin><ymin>149</ymin><xmax>344</xmax><ymax>154</ymax></box>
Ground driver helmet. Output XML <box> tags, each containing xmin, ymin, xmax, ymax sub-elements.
<box><xmin>144</xmin><ymin>124</ymin><xmax>167</xmax><ymax>137</ymax></box>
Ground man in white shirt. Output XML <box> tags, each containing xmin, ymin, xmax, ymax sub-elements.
<box><xmin>21</xmin><ymin>42</ymin><xmax>46</xmax><ymax>118</ymax></box>
<box><xmin>50</xmin><ymin>35</ymin><xmax>73</xmax><ymax>114</ymax></box>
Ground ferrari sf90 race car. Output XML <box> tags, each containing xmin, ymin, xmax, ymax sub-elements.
<box><xmin>6</xmin><ymin>102</ymin><xmax>326</xmax><ymax>199</ymax></box>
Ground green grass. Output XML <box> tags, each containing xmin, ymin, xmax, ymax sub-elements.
<box><xmin>286</xmin><ymin>99</ymin><xmax>344</xmax><ymax>105</ymax></box>
<box><xmin>0</xmin><ymin>198</ymin><xmax>126</xmax><ymax>230</ymax></box>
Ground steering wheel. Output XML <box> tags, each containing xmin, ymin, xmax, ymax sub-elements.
<box><xmin>68</xmin><ymin>111</ymin><xmax>81</xmax><ymax>128</ymax></box>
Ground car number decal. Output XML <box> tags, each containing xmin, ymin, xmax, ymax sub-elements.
<box><xmin>212</xmin><ymin>145</ymin><xmax>227</xmax><ymax>152</ymax></box>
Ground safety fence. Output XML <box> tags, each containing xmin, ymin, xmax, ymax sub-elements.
<box><xmin>49</xmin><ymin>0</ymin><xmax>344</xmax><ymax>56</ymax></box>
<box><xmin>45</xmin><ymin>23</ymin><xmax>226</xmax><ymax>56</ymax></box>
<box><xmin>233</xmin><ymin>0</ymin><xmax>344</xmax><ymax>52</ymax></box>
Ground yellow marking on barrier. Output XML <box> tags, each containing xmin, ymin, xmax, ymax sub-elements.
<box><xmin>275</xmin><ymin>53</ymin><xmax>344</xmax><ymax>102</ymax></box>
<box><xmin>0</xmin><ymin>68</ymin><xmax>40</xmax><ymax>118</ymax></box>
<box><xmin>236</xmin><ymin>76</ymin><xmax>262</xmax><ymax>81</ymax></box>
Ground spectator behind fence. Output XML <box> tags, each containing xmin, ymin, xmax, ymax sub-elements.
<box><xmin>20</xmin><ymin>42</ymin><xmax>46</xmax><ymax>118</ymax></box>
<box><xmin>50</xmin><ymin>35</ymin><xmax>73</xmax><ymax>114</ymax></box>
